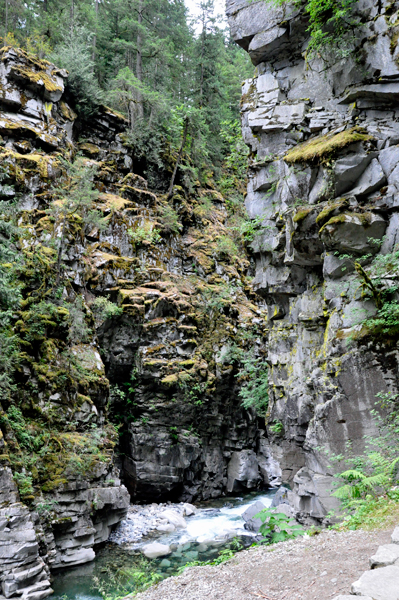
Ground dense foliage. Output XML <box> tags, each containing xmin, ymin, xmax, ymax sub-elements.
<box><xmin>0</xmin><ymin>0</ymin><xmax>252</xmax><ymax>186</ymax></box>
<box><xmin>269</xmin><ymin>0</ymin><xmax>356</xmax><ymax>58</ymax></box>
<box><xmin>329</xmin><ymin>392</ymin><xmax>399</xmax><ymax>529</ymax></box>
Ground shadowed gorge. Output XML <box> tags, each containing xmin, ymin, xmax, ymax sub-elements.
<box><xmin>1</xmin><ymin>0</ymin><xmax>399</xmax><ymax>598</ymax></box>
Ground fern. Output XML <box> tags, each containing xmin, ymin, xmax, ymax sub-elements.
<box><xmin>332</xmin><ymin>393</ymin><xmax>399</xmax><ymax>507</ymax></box>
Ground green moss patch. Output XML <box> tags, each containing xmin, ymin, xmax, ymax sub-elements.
<box><xmin>316</xmin><ymin>198</ymin><xmax>349</xmax><ymax>226</ymax></box>
<box><xmin>293</xmin><ymin>206</ymin><xmax>315</xmax><ymax>224</ymax></box>
<box><xmin>284</xmin><ymin>127</ymin><xmax>371</xmax><ymax>164</ymax></box>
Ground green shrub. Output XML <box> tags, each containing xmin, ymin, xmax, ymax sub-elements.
<box><xmin>269</xmin><ymin>421</ymin><xmax>284</xmax><ymax>435</ymax></box>
<box><xmin>268</xmin><ymin>0</ymin><xmax>356</xmax><ymax>59</ymax></box>
<box><xmin>13</xmin><ymin>472</ymin><xmax>34</xmax><ymax>496</ymax></box>
<box><xmin>92</xmin><ymin>297</ymin><xmax>123</xmax><ymax>324</ymax></box>
<box><xmin>329</xmin><ymin>392</ymin><xmax>399</xmax><ymax>528</ymax></box>
<box><xmin>128</xmin><ymin>222</ymin><xmax>161</xmax><ymax>246</ymax></box>
<box><xmin>157</xmin><ymin>203</ymin><xmax>182</xmax><ymax>234</ymax></box>
<box><xmin>236</xmin><ymin>352</ymin><xmax>269</xmax><ymax>415</ymax></box>
<box><xmin>254</xmin><ymin>509</ymin><xmax>304</xmax><ymax>544</ymax></box>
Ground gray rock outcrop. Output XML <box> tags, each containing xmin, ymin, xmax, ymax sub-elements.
<box><xmin>227</xmin><ymin>0</ymin><xmax>399</xmax><ymax>523</ymax></box>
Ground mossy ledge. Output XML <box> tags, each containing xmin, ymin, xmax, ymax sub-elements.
<box><xmin>284</xmin><ymin>127</ymin><xmax>372</xmax><ymax>164</ymax></box>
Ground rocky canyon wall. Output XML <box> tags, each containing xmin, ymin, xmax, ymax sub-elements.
<box><xmin>0</xmin><ymin>44</ymin><xmax>276</xmax><ymax>599</ymax></box>
<box><xmin>227</xmin><ymin>0</ymin><xmax>399</xmax><ymax>523</ymax></box>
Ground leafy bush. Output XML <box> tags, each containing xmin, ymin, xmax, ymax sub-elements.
<box><xmin>269</xmin><ymin>421</ymin><xmax>284</xmax><ymax>435</ymax></box>
<box><xmin>91</xmin><ymin>297</ymin><xmax>123</xmax><ymax>325</ymax></box>
<box><xmin>269</xmin><ymin>0</ymin><xmax>356</xmax><ymax>59</ymax></box>
<box><xmin>13</xmin><ymin>472</ymin><xmax>34</xmax><ymax>496</ymax></box>
<box><xmin>254</xmin><ymin>509</ymin><xmax>304</xmax><ymax>544</ymax></box>
<box><xmin>236</xmin><ymin>352</ymin><xmax>269</xmax><ymax>415</ymax></box>
<box><xmin>215</xmin><ymin>235</ymin><xmax>238</xmax><ymax>259</ymax></box>
<box><xmin>128</xmin><ymin>222</ymin><xmax>161</xmax><ymax>247</ymax></box>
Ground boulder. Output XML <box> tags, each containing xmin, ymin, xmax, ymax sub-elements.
<box><xmin>159</xmin><ymin>510</ymin><xmax>187</xmax><ymax>529</ymax></box>
<box><xmin>333</xmin><ymin>152</ymin><xmax>374</xmax><ymax>196</ymax></box>
<box><xmin>227</xmin><ymin>450</ymin><xmax>261</xmax><ymax>493</ymax></box>
<box><xmin>156</xmin><ymin>523</ymin><xmax>175</xmax><ymax>533</ymax></box>
<box><xmin>142</xmin><ymin>542</ymin><xmax>171</xmax><ymax>559</ymax></box>
<box><xmin>323</xmin><ymin>253</ymin><xmax>354</xmax><ymax>279</ymax></box>
<box><xmin>370</xmin><ymin>544</ymin><xmax>399</xmax><ymax>568</ymax></box>
<box><xmin>271</xmin><ymin>486</ymin><xmax>293</xmax><ymax>507</ymax></box>
<box><xmin>242</xmin><ymin>501</ymin><xmax>267</xmax><ymax>532</ymax></box>
<box><xmin>319</xmin><ymin>212</ymin><xmax>387</xmax><ymax>256</ymax></box>
<box><xmin>182</xmin><ymin>503</ymin><xmax>197</xmax><ymax>516</ymax></box>
<box><xmin>349</xmin><ymin>158</ymin><xmax>386</xmax><ymax>197</ymax></box>
<box><xmin>273</xmin><ymin>503</ymin><xmax>294</xmax><ymax>518</ymax></box>
<box><xmin>351</xmin><ymin>565</ymin><xmax>399</xmax><ymax>599</ymax></box>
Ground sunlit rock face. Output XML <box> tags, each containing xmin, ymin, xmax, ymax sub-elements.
<box><xmin>227</xmin><ymin>0</ymin><xmax>399</xmax><ymax>523</ymax></box>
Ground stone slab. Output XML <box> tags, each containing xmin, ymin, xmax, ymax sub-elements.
<box><xmin>370</xmin><ymin>544</ymin><xmax>399</xmax><ymax>568</ymax></box>
<box><xmin>392</xmin><ymin>527</ymin><xmax>399</xmax><ymax>544</ymax></box>
<box><xmin>351</xmin><ymin>565</ymin><xmax>399</xmax><ymax>599</ymax></box>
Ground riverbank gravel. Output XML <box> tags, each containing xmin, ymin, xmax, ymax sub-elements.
<box><xmin>134</xmin><ymin>528</ymin><xmax>390</xmax><ymax>600</ymax></box>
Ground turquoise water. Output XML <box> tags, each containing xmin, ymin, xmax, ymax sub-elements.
<box><xmin>51</xmin><ymin>489</ymin><xmax>275</xmax><ymax>600</ymax></box>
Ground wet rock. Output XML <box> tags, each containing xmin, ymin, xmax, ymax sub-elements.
<box><xmin>159</xmin><ymin>510</ymin><xmax>187</xmax><ymax>529</ymax></box>
<box><xmin>159</xmin><ymin>559</ymin><xmax>171</xmax><ymax>567</ymax></box>
<box><xmin>142</xmin><ymin>542</ymin><xmax>172</xmax><ymax>559</ymax></box>
<box><xmin>156</xmin><ymin>523</ymin><xmax>176</xmax><ymax>533</ymax></box>
<box><xmin>182</xmin><ymin>503</ymin><xmax>197</xmax><ymax>517</ymax></box>
<box><xmin>242</xmin><ymin>501</ymin><xmax>267</xmax><ymax>532</ymax></box>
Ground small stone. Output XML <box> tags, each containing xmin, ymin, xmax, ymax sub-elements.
<box><xmin>159</xmin><ymin>559</ymin><xmax>171</xmax><ymax>567</ymax></box>
<box><xmin>391</xmin><ymin>526</ymin><xmax>399</xmax><ymax>544</ymax></box>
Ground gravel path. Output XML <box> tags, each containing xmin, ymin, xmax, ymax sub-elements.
<box><xmin>134</xmin><ymin>528</ymin><xmax>391</xmax><ymax>600</ymax></box>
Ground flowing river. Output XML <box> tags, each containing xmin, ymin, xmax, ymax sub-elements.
<box><xmin>51</xmin><ymin>489</ymin><xmax>276</xmax><ymax>600</ymax></box>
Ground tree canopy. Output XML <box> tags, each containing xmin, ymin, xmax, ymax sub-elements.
<box><xmin>0</xmin><ymin>0</ymin><xmax>253</xmax><ymax>187</ymax></box>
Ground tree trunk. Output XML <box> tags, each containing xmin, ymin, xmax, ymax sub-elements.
<box><xmin>5</xmin><ymin>0</ymin><xmax>8</xmax><ymax>40</ymax></box>
<box><xmin>92</xmin><ymin>0</ymin><xmax>99</xmax><ymax>64</ymax></box>
<box><xmin>168</xmin><ymin>116</ymin><xmax>189</xmax><ymax>199</ymax></box>
<box><xmin>136</xmin><ymin>0</ymin><xmax>144</xmax><ymax>120</ymax></box>
<box><xmin>43</xmin><ymin>0</ymin><xmax>48</xmax><ymax>13</ymax></box>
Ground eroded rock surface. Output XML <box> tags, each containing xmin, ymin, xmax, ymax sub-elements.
<box><xmin>227</xmin><ymin>0</ymin><xmax>399</xmax><ymax>523</ymax></box>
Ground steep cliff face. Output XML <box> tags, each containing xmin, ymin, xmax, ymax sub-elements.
<box><xmin>227</xmin><ymin>0</ymin><xmax>399</xmax><ymax>523</ymax></box>
<box><xmin>0</xmin><ymin>44</ymin><xmax>276</xmax><ymax>599</ymax></box>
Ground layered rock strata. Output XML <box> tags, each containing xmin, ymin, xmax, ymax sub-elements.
<box><xmin>227</xmin><ymin>0</ymin><xmax>399</xmax><ymax>522</ymax></box>
<box><xmin>0</xmin><ymin>42</ymin><xmax>277</xmax><ymax>598</ymax></box>
<box><xmin>0</xmin><ymin>46</ymin><xmax>131</xmax><ymax>599</ymax></box>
